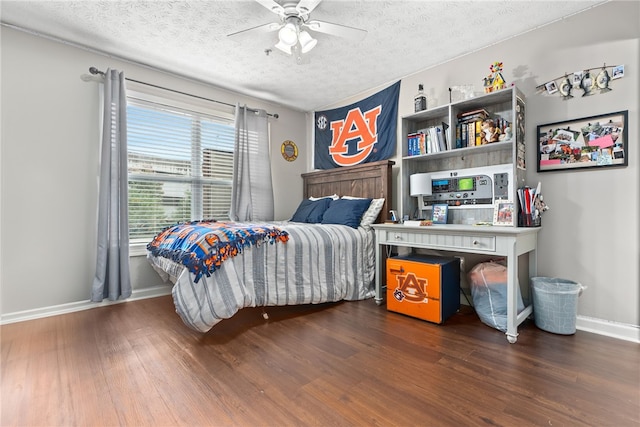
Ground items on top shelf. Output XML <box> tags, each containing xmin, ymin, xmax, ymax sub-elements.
<box><xmin>483</xmin><ymin>61</ymin><xmax>507</xmax><ymax>93</ymax></box>
<box><xmin>455</xmin><ymin>109</ymin><xmax>511</xmax><ymax>148</ymax></box>
<box><xmin>414</xmin><ymin>83</ymin><xmax>427</xmax><ymax>112</ymax></box>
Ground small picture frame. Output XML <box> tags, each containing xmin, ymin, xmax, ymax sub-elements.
<box><xmin>545</xmin><ymin>81</ymin><xmax>558</xmax><ymax>94</ymax></box>
<box><xmin>572</xmin><ymin>71</ymin><xmax>583</xmax><ymax>86</ymax></box>
<box><xmin>431</xmin><ymin>204</ymin><xmax>449</xmax><ymax>224</ymax></box>
<box><xmin>493</xmin><ymin>200</ymin><xmax>515</xmax><ymax>226</ymax></box>
<box><xmin>611</xmin><ymin>65</ymin><xmax>624</xmax><ymax>80</ymax></box>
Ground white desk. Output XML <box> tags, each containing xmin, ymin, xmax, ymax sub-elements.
<box><xmin>372</xmin><ymin>223</ymin><xmax>540</xmax><ymax>343</ymax></box>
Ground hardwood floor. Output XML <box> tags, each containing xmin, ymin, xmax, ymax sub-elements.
<box><xmin>1</xmin><ymin>295</ymin><xmax>638</xmax><ymax>426</ymax></box>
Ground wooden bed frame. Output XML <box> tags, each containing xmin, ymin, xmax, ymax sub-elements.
<box><xmin>301</xmin><ymin>160</ymin><xmax>394</xmax><ymax>223</ymax></box>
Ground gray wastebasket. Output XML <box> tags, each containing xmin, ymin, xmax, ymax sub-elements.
<box><xmin>531</xmin><ymin>277</ymin><xmax>583</xmax><ymax>335</ymax></box>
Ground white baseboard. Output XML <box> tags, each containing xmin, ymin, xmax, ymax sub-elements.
<box><xmin>3</xmin><ymin>288</ymin><xmax>638</xmax><ymax>344</ymax></box>
<box><xmin>576</xmin><ymin>315</ymin><xmax>640</xmax><ymax>343</ymax></box>
<box><xmin>460</xmin><ymin>296</ymin><xmax>639</xmax><ymax>343</ymax></box>
<box><xmin>0</xmin><ymin>285</ymin><xmax>173</xmax><ymax>325</ymax></box>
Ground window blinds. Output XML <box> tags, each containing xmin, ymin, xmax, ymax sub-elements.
<box><xmin>127</xmin><ymin>97</ymin><xmax>235</xmax><ymax>241</ymax></box>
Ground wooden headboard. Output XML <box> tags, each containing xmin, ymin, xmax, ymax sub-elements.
<box><xmin>301</xmin><ymin>160</ymin><xmax>394</xmax><ymax>223</ymax></box>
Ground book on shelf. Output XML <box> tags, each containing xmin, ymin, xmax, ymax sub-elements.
<box><xmin>407</xmin><ymin>132</ymin><xmax>421</xmax><ymax>156</ymax></box>
<box><xmin>475</xmin><ymin>120</ymin><xmax>483</xmax><ymax>146</ymax></box>
<box><xmin>435</xmin><ymin>126</ymin><xmax>447</xmax><ymax>151</ymax></box>
<box><xmin>459</xmin><ymin>123</ymin><xmax>467</xmax><ymax>148</ymax></box>
<box><xmin>467</xmin><ymin>121</ymin><xmax>476</xmax><ymax>147</ymax></box>
<box><xmin>428</xmin><ymin>127</ymin><xmax>440</xmax><ymax>153</ymax></box>
<box><xmin>457</xmin><ymin>108</ymin><xmax>489</xmax><ymax>121</ymax></box>
<box><xmin>407</xmin><ymin>122</ymin><xmax>450</xmax><ymax>155</ymax></box>
<box><xmin>440</xmin><ymin>122</ymin><xmax>450</xmax><ymax>151</ymax></box>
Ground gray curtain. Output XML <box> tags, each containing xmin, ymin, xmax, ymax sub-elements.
<box><xmin>91</xmin><ymin>69</ymin><xmax>132</xmax><ymax>302</ymax></box>
<box><xmin>229</xmin><ymin>104</ymin><xmax>274</xmax><ymax>222</ymax></box>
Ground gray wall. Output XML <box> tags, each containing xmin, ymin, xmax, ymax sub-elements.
<box><xmin>2</xmin><ymin>1</ymin><xmax>638</xmax><ymax>335</ymax></box>
<box><xmin>0</xmin><ymin>26</ymin><xmax>307</xmax><ymax>315</ymax></box>
<box><xmin>315</xmin><ymin>1</ymin><xmax>639</xmax><ymax>331</ymax></box>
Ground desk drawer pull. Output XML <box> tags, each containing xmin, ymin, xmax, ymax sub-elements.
<box><xmin>394</xmin><ymin>234</ymin><xmax>403</xmax><ymax>240</ymax></box>
<box><xmin>473</xmin><ymin>240</ymin><xmax>479</xmax><ymax>245</ymax></box>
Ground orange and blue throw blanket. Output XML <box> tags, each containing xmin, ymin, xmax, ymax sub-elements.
<box><xmin>147</xmin><ymin>220</ymin><xmax>289</xmax><ymax>283</ymax></box>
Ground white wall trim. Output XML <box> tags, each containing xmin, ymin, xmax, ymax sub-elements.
<box><xmin>2</xmin><ymin>288</ymin><xmax>639</xmax><ymax>344</ymax></box>
<box><xmin>576</xmin><ymin>315</ymin><xmax>640</xmax><ymax>344</ymax></box>
<box><xmin>0</xmin><ymin>285</ymin><xmax>172</xmax><ymax>325</ymax></box>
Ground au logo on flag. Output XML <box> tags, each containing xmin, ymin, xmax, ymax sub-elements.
<box><xmin>314</xmin><ymin>81</ymin><xmax>400</xmax><ymax>169</ymax></box>
<box><xmin>328</xmin><ymin>106</ymin><xmax>381</xmax><ymax>166</ymax></box>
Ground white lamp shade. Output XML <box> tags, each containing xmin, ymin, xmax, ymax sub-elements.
<box><xmin>278</xmin><ymin>22</ymin><xmax>298</xmax><ymax>46</ymax></box>
<box><xmin>274</xmin><ymin>40</ymin><xmax>292</xmax><ymax>55</ymax></box>
<box><xmin>298</xmin><ymin>30</ymin><xmax>317</xmax><ymax>53</ymax></box>
<box><xmin>410</xmin><ymin>173</ymin><xmax>432</xmax><ymax>196</ymax></box>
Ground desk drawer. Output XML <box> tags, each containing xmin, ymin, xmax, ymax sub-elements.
<box><xmin>380</xmin><ymin>230</ymin><xmax>496</xmax><ymax>252</ymax></box>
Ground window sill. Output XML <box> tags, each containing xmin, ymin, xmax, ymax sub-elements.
<box><xmin>130</xmin><ymin>242</ymin><xmax>148</xmax><ymax>257</ymax></box>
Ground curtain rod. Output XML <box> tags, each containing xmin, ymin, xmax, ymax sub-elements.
<box><xmin>89</xmin><ymin>67</ymin><xmax>279</xmax><ymax>119</ymax></box>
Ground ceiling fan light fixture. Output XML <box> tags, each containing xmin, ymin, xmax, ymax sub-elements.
<box><xmin>298</xmin><ymin>30</ymin><xmax>317</xmax><ymax>53</ymax></box>
<box><xmin>274</xmin><ymin>40</ymin><xmax>292</xmax><ymax>55</ymax></box>
<box><xmin>278</xmin><ymin>22</ymin><xmax>298</xmax><ymax>46</ymax></box>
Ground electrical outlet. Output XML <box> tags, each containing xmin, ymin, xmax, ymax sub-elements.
<box><xmin>494</xmin><ymin>172</ymin><xmax>509</xmax><ymax>199</ymax></box>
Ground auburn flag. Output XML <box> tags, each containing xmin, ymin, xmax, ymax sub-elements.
<box><xmin>314</xmin><ymin>81</ymin><xmax>400</xmax><ymax>169</ymax></box>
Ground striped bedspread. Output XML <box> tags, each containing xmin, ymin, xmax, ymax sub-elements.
<box><xmin>147</xmin><ymin>221</ymin><xmax>375</xmax><ymax>332</ymax></box>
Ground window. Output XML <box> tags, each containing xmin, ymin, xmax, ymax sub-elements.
<box><xmin>126</xmin><ymin>89</ymin><xmax>235</xmax><ymax>248</ymax></box>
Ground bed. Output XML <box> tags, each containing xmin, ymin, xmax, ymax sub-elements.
<box><xmin>147</xmin><ymin>160</ymin><xmax>394</xmax><ymax>332</ymax></box>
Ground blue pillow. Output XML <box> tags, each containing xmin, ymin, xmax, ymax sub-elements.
<box><xmin>290</xmin><ymin>198</ymin><xmax>332</xmax><ymax>223</ymax></box>
<box><xmin>321</xmin><ymin>198</ymin><xmax>372</xmax><ymax>228</ymax></box>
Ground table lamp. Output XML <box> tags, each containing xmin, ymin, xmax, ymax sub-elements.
<box><xmin>410</xmin><ymin>173</ymin><xmax>432</xmax><ymax>219</ymax></box>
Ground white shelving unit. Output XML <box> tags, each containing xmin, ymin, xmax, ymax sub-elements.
<box><xmin>400</xmin><ymin>86</ymin><xmax>526</xmax><ymax>225</ymax></box>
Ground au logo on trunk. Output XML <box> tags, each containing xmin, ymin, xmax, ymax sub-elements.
<box><xmin>393</xmin><ymin>272</ymin><xmax>429</xmax><ymax>303</ymax></box>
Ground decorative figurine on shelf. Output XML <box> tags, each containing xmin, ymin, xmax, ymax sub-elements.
<box><xmin>483</xmin><ymin>76</ymin><xmax>493</xmax><ymax>93</ymax></box>
<box><xmin>484</xmin><ymin>62</ymin><xmax>506</xmax><ymax>93</ymax></box>
<box><xmin>499</xmin><ymin>125</ymin><xmax>513</xmax><ymax>142</ymax></box>
<box><xmin>481</xmin><ymin>119</ymin><xmax>501</xmax><ymax>144</ymax></box>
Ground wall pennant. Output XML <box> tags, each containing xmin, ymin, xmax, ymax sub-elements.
<box><xmin>537</xmin><ymin>64</ymin><xmax>624</xmax><ymax>100</ymax></box>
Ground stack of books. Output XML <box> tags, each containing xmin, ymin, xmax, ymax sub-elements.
<box><xmin>454</xmin><ymin>109</ymin><xmax>511</xmax><ymax>148</ymax></box>
<box><xmin>407</xmin><ymin>122</ymin><xmax>450</xmax><ymax>156</ymax></box>
<box><xmin>455</xmin><ymin>109</ymin><xmax>488</xmax><ymax>149</ymax></box>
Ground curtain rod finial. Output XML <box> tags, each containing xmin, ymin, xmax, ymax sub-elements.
<box><xmin>89</xmin><ymin>67</ymin><xmax>103</xmax><ymax>76</ymax></box>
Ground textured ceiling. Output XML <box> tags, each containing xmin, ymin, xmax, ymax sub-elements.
<box><xmin>1</xmin><ymin>0</ymin><xmax>604</xmax><ymax>112</ymax></box>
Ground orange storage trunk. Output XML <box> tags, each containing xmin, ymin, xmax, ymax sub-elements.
<box><xmin>386</xmin><ymin>255</ymin><xmax>460</xmax><ymax>324</ymax></box>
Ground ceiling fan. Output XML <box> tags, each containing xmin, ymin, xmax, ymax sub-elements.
<box><xmin>228</xmin><ymin>0</ymin><xmax>367</xmax><ymax>61</ymax></box>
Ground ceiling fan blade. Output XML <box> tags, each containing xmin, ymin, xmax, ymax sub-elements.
<box><xmin>254</xmin><ymin>0</ymin><xmax>285</xmax><ymax>16</ymax></box>
<box><xmin>305</xmin><ymin>20</ymin><xmax>367</xmax><ymax>41</ymax></box>
<box><xmin>227</xmin><ymin>22</ymin><xmax>281</xmax><ymax>40</ymax></box>
<box><xmin>296</xmin><ymin>0</ymin><xmax>322</xmax><ymax>15</ymax></box>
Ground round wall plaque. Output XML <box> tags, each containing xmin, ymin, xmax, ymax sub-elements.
<box><xmin>281</xmin><ymin>140</ymin><xmax>298</xmax><ymax>162</ymax></box>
